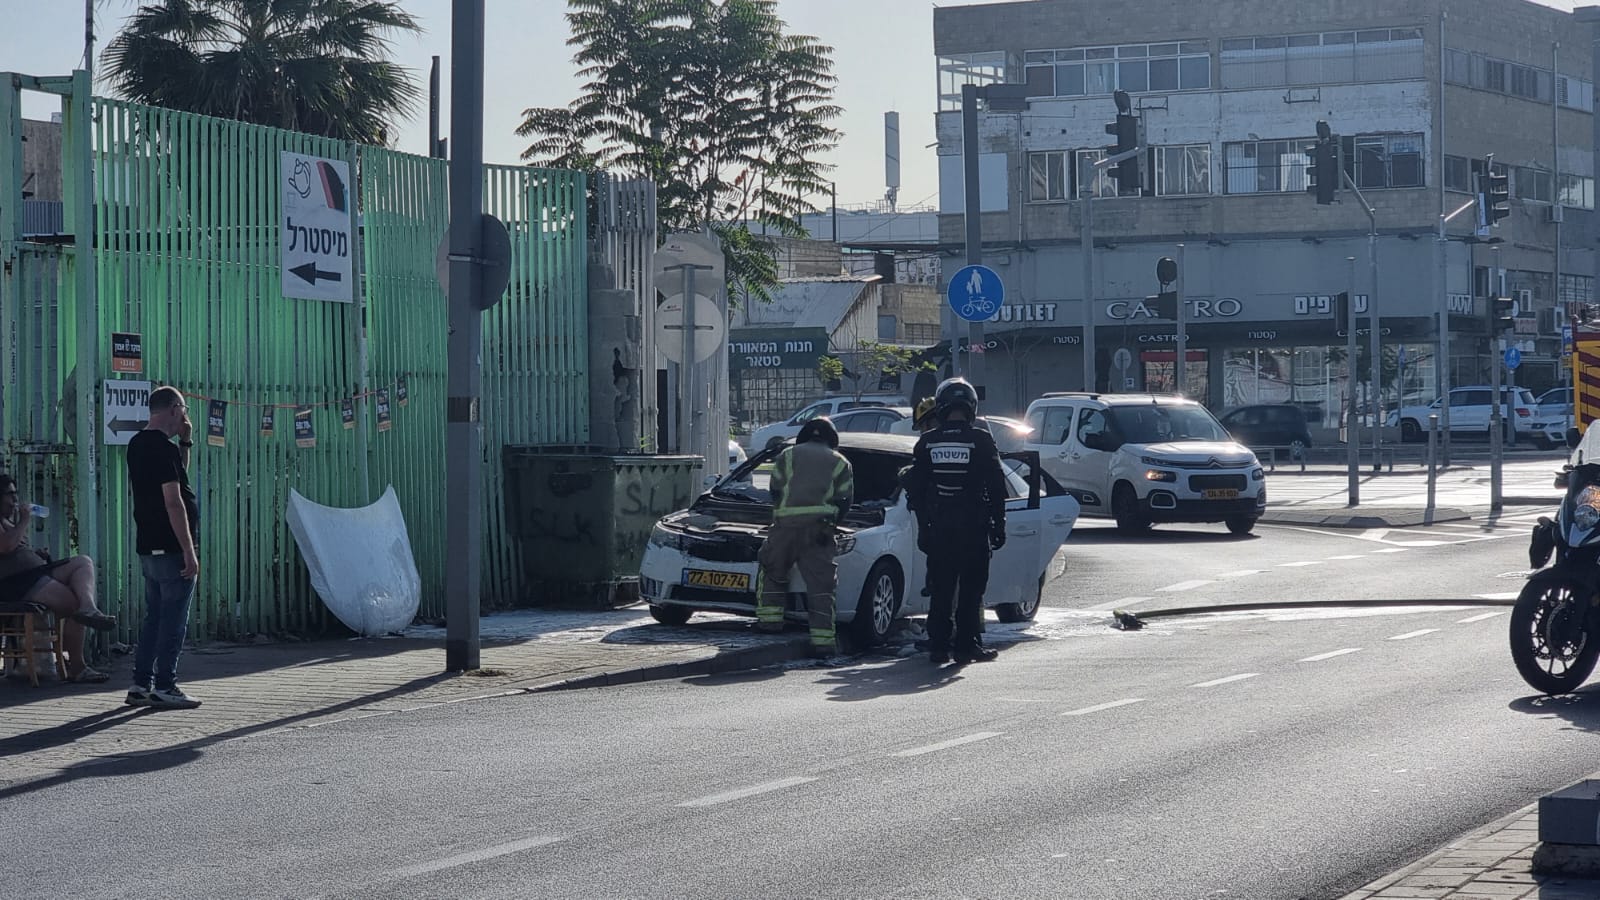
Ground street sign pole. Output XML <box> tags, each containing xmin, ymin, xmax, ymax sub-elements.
<box><xmin>1490</xmin><ymin>271</ymin><xmax>1505</xmax><ymax>515</ymax></box>
<box><xmin>1347</xmin><ymin>255</ymin><xmax>1360</xmax><ymax>507</ymax></box>
<box><xmin>1175</xmin><ymin>243</ymin><xmax>1186</xmax><ymax>397</ymax></box>
<box><xmin>445</xmin><ymin>0</ymin><xmax>485</xmax><ymax>672</ymax></box>
<box><xmin>961</xmin><ymin>83</ymin><xmax>985</xmax><ymax>395</ymax></box>
<box><xmin>1081</xmin><ymin>186</ymin><xmax>1095</xmax><ymax>392</ymax></box>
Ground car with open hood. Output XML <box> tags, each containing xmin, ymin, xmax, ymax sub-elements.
<box><xmin>639</xmin><ymin>433</ymin><xmax>1080</xmax><ymax>644</ymax></box>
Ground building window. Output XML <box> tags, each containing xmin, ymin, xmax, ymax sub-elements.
<box><xmin>1073</xmin><ymin>149</ymin><xmax>1119</xmax><ymax>198</ymax></box>
<box><xmin>1447</xmin><ymin>47</ymin><xmax>1589</xmax><ymax>111</ymax></box>
<box><xmin>1560</xmin><ymin>274</ymin><xmax>1594</xmax><ymax>309</ymax></box>
<box><xmin>1224</xmin><ymin>139</ymin><xmax>1312</xmax><ymax>194</ymax></box>
<box><xmin>1028</xmin><ymin>151</ymin><xmax>1068</xmax><ymax>202</ymax></box>
<box><xmin>1025</xmin><ymin>41</ymin><xmax>1209</xmax><ymax>98</ymax></box>
<box><xmin>1154</xmin><ymin>144</ymin><xmax>1211</xmax><ymax>196</ymax></box>
<box><xmin>1444</xmin><ymin>154</ymin><xmax>1471</xmax><ymax>193</ymax></box>
<box><xmin>1220</xmin><ymin>27</ymin><xmax>1423</xmax><ymax>89</ymax></box>
<box><xmin>938</xmin><ymin>51</ymin><xmax>1007</xmax><ymax>111</ymax></box>
<box><xmin>1514</xmin><ymin>166</ymin><xmax>1554</xmax><ymax>203</ymax></box>
<box><xmin>1344</xmin><ymin>133</ymin><xmax>1424</xmax><ymax>189</ymax></box>
<box><xmin>1560</xmin><ymin>173</ymin><xmax>1596</xmax><ymax>210</ymax></box>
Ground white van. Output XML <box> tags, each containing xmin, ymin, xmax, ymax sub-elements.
<box><xmin>1022</xmin><ymin>393</ymin><xmax>1266</xmax><ymax>535</ymax></box>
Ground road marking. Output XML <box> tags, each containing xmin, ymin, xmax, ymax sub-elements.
<box><xmin>1300</xmin><ymin>648</ymin><xmax>1363</xmax><ymax>662</ymax></box>
<box><xmin>1158</xmin><ymin>580</ymin><xmax>1214</xmax><ymax>592</ymax></box>
<box><xmin>892</xmin><ymin>732</ymin><xmax>1003</xmax><ymax>758</ymax></box>
<box><xmin>1062</xmin><ymin>698</ymin><xmax>1146</xmax><ymax>716</ymax></box>
<box><xmin>1214</xmin><ymin>569</ymin><xmax>1262</xmax><ymax>578</ymax></box>
<box><xmin>1372</xmin><ymin>548</ymin><xmax>1409</xmax><ymax>554</ymax></box>
<box><xmin>1326</xmin><ymin>555</ymin><xmax>1366</xmax><ymax>560</ymax></box>
<box><xmin>1474</xmin><ymin>592</ymin><xmax>1521</xmax><ymax>601</ymax></box>
<box><xmin>1192</xmin><ymin>673</ymin><xmax>1260</xmax><ymax>688</ymax></box>
<box><xmin>678</xmin><ymin>776</ymin><xmax>818</xmax><ymax>808</ymax></box>
<box><xmin>997</xmin><ymin>697</ymin><xmax>1051</xmax><ymax>703</ymax></box>
<box><xmin>391</xmin><ymin>835</ymin><xmax>564</xmax><ymax>879</ymax></box>
<box><xmin>1277</xmin><ymin>561</ymin><xmax>1323</xmax><ymax>567</ymax></box>
<box><xmin>1083</xmin><ymin>596</ymin><xmax>1153</xmax><ymax>612</ymax></box>
<box><xmin>1458</xmin><ymin>611</ymin><xmax>1505</xmax><ymax>624</ymax></box>
<box><xmin>1388</xmin><ymin>629</ymin><xmax>1439</xmax><ymax>641</ymax></box>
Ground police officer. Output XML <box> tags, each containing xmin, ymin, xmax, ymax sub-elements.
<box><xmin>906</xmin><ymin>378</ymin><xmax>1007</xmax><ymax>665</ymax></box>
<box><xmin>755</xmin><ymin>417</ymin><xmax>854</xmax><ymax>663</ymax></box>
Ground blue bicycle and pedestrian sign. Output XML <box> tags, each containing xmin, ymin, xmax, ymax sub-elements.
<box><xmin>948</xmin><ymin>264</ymin><xmax>1005</xmax><ymax>322</ymax></box>
<box><xmin>1504</xmin><ymin>346</ymin><xmax>1522</xmax><ymax>371</ymax></box>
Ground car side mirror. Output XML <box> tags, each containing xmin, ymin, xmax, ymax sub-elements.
<box><xmin>1568</xmin><ymin>427</ymin><xmax>1582</xmax><ymax>450</ymax></box>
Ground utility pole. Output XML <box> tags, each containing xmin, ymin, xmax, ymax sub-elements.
<box><xmin>1435</xmin><ymin>197</ymin><xmax>1479</xmax><ymax>467</ymax></box>
<box><xmin>961</xmin><ymin>83</ymin><xmax>985</xmax><ymax>394</ymax></box>
<box><xmin>1346</xmin><ymin>256</ymin><xmax>1360</xmax><ymax>507</ymax></box>
<box><xmin>445</xmin><ymin>0</ymin><xmax>486</xmax><ymax>671</ymax></box>
<box><xmin>1080</xmin><ymin>184</ymin><xmax>1094</xmax><ymax>392</ymax></box>
<box><xmin>1337</xmin><ymin>163</ymin><xmax>1382</xmax><ymax>471</ymax></box>
<box><xmin>1175</xmin><ymin>243</ymin><xmax>1187</xmax><ymax>397</ymax></box>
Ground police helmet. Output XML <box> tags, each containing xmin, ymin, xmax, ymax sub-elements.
<box><xmin>796</xmin><ymin>416</ymin><xmax>840</xmax><ymax>449</ymax></box>
<box><xmin>933</xmin><ymin>377</ymin><xmax>979</xmax><ymax>423</ymax></box>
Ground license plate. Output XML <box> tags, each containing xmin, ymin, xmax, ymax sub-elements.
<box><xmin>683</xmin><ymin>569</ymin><xmax>751</xmax><ymax>591</ymax></box>
<box><xmin>1203</xmin><ymin>489</ymin><xmax>1239</xmax><ymax>500</ymax></box>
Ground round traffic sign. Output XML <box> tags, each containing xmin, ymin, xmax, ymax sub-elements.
<box><xmin>1504</xmin><ymin>346</ymin><xmax>1522</xmax><ymax>371</ymax></box>
<box><xmin>948</xmin><ymin>265</ymin><xmax>1004</xmax><ymax>322</ymax></box>
<box><xmin>656</xmin><ymin>294</ymin><xmax>724</xmax><ymax>364</ymax></box>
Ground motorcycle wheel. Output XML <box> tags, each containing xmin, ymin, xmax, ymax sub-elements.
<box><xmin>1509</xmin><ymin>579</ymin><xmax>1600</xmax><ymax>695</ymax></box>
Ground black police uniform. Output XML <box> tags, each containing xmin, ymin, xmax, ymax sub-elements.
<box><xmin>907</xmin><ymin>418</ymin><xmax>1008</xmax><ymax>660</ymax></box>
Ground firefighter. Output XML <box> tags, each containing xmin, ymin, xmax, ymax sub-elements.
<box><xmin>905</xmin><ymin>377</ymin><xmax>1007</xmax><ymax>665</ymax></box>
<box><xmin>755</xmin><ymin>417</ymin><xmax>855</xmax><ymax>663</ymax></box>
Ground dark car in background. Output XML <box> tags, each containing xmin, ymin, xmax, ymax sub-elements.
<box><xmin>1218</xmin><ymin>404</ymin><xmax>1314</xmax><ymax>458</ymax></box>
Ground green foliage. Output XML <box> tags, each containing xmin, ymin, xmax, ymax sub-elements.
<box><xmin>518</xmin><ymin>0</ymin><xmax>841</xmax><ymax>304</ymax></box>
<box><xmin>821</xmin><ymin>341</ymin><xmax>933</xmax><ymax>400</ymax></box>
<box><xmin>102</xmin><ymin>0</ymin><xmax>423</xmax><ymax>145</ymax></box>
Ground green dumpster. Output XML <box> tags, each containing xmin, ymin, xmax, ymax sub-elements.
<box><xmin>503</xmin><ymin>448</ymin><xmax>704</xmax><ymax>608</ymax></box>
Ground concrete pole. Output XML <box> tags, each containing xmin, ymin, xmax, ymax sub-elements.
<box><xmin>1347</xmin><ymin>255</ymin><xmax>1360</xmax><ymax>507</ymax></box>
<box><xmin>682</xmin><ymin>266</ymin><xmax>697</xmax><ymax>455</ymax></box>
<box><xmin>429</xmin><ymin>56</ymin><xmax>442</xmax><ymax>158</ymax></box>
<box><xmin>961</xmin><ymin>83</ymin><xmax>986</xmax><ymax>395</ymax></box>
<box><xmin>1081</xmin><ymin>188</ymin><xmax>1095</xmax><ymax>392</ymax></box>
<box><xmin>444</xmin><ymin>0</ymin><xmax>486</xmax><ymax>672</ymax></box>
<box><xmin>1435</xmin><ymin>219</ymin><xmax>1453</xmax><ymax>466</ymax></box>
<box><xmin>1491</xmin><ymin>266</ymin><xmax>1505</xmax><ymax>514</ymax></box>
<box><xmin>1175</xmin><ymin>243</ymin><xmax>1187</xmax><ymax>397</ymax></box>
<box><xmin>1368</xmin><ymin>226</ymin><xmax>1381</xmax><ymax>470</ymax></box>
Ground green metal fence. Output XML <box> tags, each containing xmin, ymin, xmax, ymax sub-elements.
<box><xmin>1</xmin><ymin>83</ymin><xmax>589</xmax><ymax>641</ymax></box>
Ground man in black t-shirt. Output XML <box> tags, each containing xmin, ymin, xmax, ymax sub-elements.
<box><xmin>125</xmin><ymin>385</ymin><xmax>203</xmax><ymax>710</ymax></box>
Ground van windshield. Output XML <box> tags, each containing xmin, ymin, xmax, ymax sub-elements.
<box><xmin>1107</xmin><ymin>405</ymin><xmax>1229</xmax><ymax>444</ymax></box>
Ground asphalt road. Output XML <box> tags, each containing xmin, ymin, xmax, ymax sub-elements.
<box><xmin>10</xmin><ymin>505</ymin><xmax>1598</xmax><ymax>900</ymax></box>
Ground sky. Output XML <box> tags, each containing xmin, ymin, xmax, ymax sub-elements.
<box><xmin>2</xmin><ymin>0</ymin><xmax>1581</xmax><ymax>211</ymax></box>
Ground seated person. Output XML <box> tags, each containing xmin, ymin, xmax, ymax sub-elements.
<box><xmin>0</xmin><ymin>474</ymin><xmax>115</xmax><ymax>683</ymax></box>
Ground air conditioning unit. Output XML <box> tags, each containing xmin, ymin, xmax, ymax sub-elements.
<box><xmin>1539</xmin><ymin>307</ymin><xmax>1563</xmax><ymax>335</ymax></box>
<box><xmin>1550</xmin><ymin>204</ymin><xmax>1566</xmax><ymax>224</ymax></box>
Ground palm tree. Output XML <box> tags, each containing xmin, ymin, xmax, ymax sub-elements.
<box><xmin>102</xmin><ymin>0</ymin><xmax>423</xmax><ymax>144</ymax></box>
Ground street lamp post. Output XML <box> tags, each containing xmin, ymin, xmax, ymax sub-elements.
<box><xmin>958</xmin><ymin>81</ymin><xmax>1029</xmax><ymax>398</ymax></box>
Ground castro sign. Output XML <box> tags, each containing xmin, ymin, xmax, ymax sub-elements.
<box><xmin>1107</xmin><ymin>297</ymin><xmax>1244</xmax><ymax>320</ymax></box>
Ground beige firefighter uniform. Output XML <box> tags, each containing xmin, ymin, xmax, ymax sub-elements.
<box><xmin>755</xmin><ymin>439</ymin><xmax>854</xmax><ymax>651</ymax></box>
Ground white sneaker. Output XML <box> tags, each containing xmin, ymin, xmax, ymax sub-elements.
<box><xmin>148</xmin><ymin>686</ymin><xmax>201</xmax><ymax>709</ymax></box>
<box><xmin>125</xmin><ymin>686</ymin><xmax>154</xmax><ymax>707</ymax></box>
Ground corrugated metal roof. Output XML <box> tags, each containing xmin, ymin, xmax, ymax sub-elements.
<box><xmin>742</xmin><ymin>278</ymin><xmax>873</xmax><ymax>333</ymax></box>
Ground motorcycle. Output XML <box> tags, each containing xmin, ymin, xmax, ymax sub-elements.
<box><xmin>1514</xmin><ymin>427</ymin><xmax>1600</xmax><ymax>694</ymax></box>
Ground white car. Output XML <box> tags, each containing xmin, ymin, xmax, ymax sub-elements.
<box><xmin>1022</xmin><ymin>393</ymin><xmax>1266</xmax><ymax>535</ymax></box>
<box><xmin>889</xmin><ymin>414</ymin><xmax>1035</xmax><ymax>453</ymax></box>
<box><xmin>747</xmin><ymin>396</ymin><xmax>909</xmax><ymax>451</ymax></box>
<box><xmin>729</xmin><ymin>439</ymin><xmax>747</xmax><ymax>468</ymax></box>
<box><xmin>639</xmin><ymin>433</ymin><xmax>1080</xmax><ymax>643</ymax></box>
<box><xmin>1390</xmin><ymin>385</ymin><xmax>1543</xmax><ymax>446</ymax></box>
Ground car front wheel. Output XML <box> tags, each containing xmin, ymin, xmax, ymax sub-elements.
<box><xmin>1225</xmin><ymin>516</ymin><xmax>1257</xmax><ymax>536</ymax></box>
<box><xmin>850</xmin><ymin>559</ymin><xmax>902</xmax><ymax>646</ymax></box>
<box><xmin>1112</xmin><ymin>483</ymin><xmax>1152</xmax><ymax>535</ymax></box>
<box><xmin>649</xmin><ymin>604</ymin><xmax>693</xmax><ymax>626</ymax></box>
<box><xmin>1400</xmin><ymin>420</ymin><xmax>1421</xmax><ymax>443</ymax></box>
<box><xmin>995</xmin><ymin>573</ymin><xmax>1044</xmax><ymax>623</ymax></box>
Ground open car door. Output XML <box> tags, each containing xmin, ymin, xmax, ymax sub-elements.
<box><xmin>985</xmin><ymin>451</ymin><xmax>1080</xmax><ymax>613</ymax></box>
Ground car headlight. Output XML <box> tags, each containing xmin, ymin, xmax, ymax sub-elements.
<box><xmin>648</xmin><ymin>524</ymin><xmax>682</xmax><ymax>551</ymax></box>
<box><xmin>1144</xmin><ymin>469</ymin><xmax>1176</xmax><ymax>482</ymax></box>
<box><xmin>1575</xmin><ymin>504</ymin><xmax>1600</xmax><ymax>532</ymax></box>
<box><xmin>1251</xmin><ymin>468</ymin><xmax>1265</xmax><ymax>481</ymax></box>
<box><xmin>834</xmin><ymin>534</ymin><xmax>856</xmax><ymax>556</ymax></box>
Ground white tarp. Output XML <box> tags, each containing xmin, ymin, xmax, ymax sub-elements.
<box><xmin>286</xmin><ymin>486</ymin><xmax>420</xmax><ymax>636</ymax></box>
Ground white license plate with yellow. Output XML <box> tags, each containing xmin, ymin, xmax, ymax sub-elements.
<box><xmin>1203</xmin><ymin>488</ymin><xmax>1240</xmax><ymax>500</ymax></box>
<box><xmin>683</xmin><ymin>569</ymin><xmax>751</xmax><ymax>591</ymax></box>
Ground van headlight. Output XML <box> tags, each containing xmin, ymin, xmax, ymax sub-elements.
<box><xmin>1144</xmin><ymin>469</ymin><xmax>1176</xmax><ymax>482</ymax></box>
<box><xmin>648</xmin><ymin>524</ymin><xmax>682</xmax><ymax>551</ymax></box>
<box><xmin>1251</xmin><ymin>468</ymin><xmax>1265</xmax><ymax>481</ymax></box>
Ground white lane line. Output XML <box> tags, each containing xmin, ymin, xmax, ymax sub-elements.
<box><xmin>678</xmin><ymin>776</ymin><xmax>818</xmax><ymax>808</ymax></box>
<box><xmin>1300</xmin><ymin>648</ymin><xmax>1363</xmax><ymax>662</ymax></box>
<box><xmin>1277</xmin><ymin>561</ymin><xmax>1323</xmax><ymax>568</ymax></box>
<box><xmin>1388</xmin><ymin>629</ymin><xmax>1440</xmax><ymax>641</ymax></box>
<box><xmin>1157</xmin><ymin>580</ymin><xmax>1215</xmax><ymax>592</ymax></box>
<box><xmin>891</xmin><ymin>732</ymin><xmax>1004</xmax><ymax>758</ymax></box>
<box><xmin>1474</xmin><ymin>592</ymin><xmax>1521</xmax><ymax>601</ymax></box>
<box><xmin>1083</xmin><ymin>596</ymin><xmax>1153</xmax><ymax>612</ymax></box>
<box><xmin>1192</xmin><ymin>673</ymin><xmax>1260</xmax><ymax>688</ymax></box>
<box><xmin>391</xmin><ymin>835</ymin><xmax>564</xmax><ymax>879</ymax></box>
<box><xmin>1372</xmin><ymin>548</ymin><xmax>1410</xmax><ymax>554</ymax></box>
<box><xmin>1215</xmin><ymin>569</ymin><xmax>1263</xmax><ymax>578</ymax></box>
<box><xmin>1061</xmin><ymin>698</ymin><xmax>1146</xmax><ymax>717</ymax></box>
<box><xmin>1458</xmin><ymin>611</ymin><xmax>1505</xmax><ymax>624</ymax></box>
<box><xmin>997</xmin><ymin>697</ymin><xmax>1051</xmax><ymax>703</ymax></box>
<box><xmin>1326</xmin><ymin>555</ymin><xmax>1366</xmax><ymax>560</ymax></box>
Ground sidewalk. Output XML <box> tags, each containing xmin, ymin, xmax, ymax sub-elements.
<box><xmin>0</xmin><ymin>609</ymin><xmax>811</xmax><ymax>789</ymax></box>
<box><xmin>1258</xmin><ymin>457</ymin><xmax>1565</xmax><ymax>528</ymax></box>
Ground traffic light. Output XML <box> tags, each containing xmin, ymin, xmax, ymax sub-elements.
<box><xmin>1104</xmin><ymin>91</ymin><xmax>1142</xmax><ymax>195</ymax></box>
<box><xmin>1480</xmin><ymin>168</ymin><xmax>1510</xmax><ymax>225</ymax></box>
<box><xmin>1307</xmin><ymin>127</ymin><xmax>1340</xmax><ymax>205</ymax></box>
<box><xmin>1491</xmin><ymin>296</ymin><xmax>1516</xmax><ymax>331</ymax></box>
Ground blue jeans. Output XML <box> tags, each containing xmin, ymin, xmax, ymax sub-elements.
<box><xmin>132</xmin><ymin>553</ymin><xmax>196</xmax><ymax>691</ymax></box>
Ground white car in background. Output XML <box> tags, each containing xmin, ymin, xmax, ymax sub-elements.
<box><xmin>1389</xmin><ymin>385</ymin><xmax>1546</xmax><ymax>447</ymax></box>
<box><xmin>889</xmin><ymin>414</ymin><xmax>1035</xmax><ymax>453</ymax></box>
<box><xmin>729</xmin><ymin>439</ymin><xmax>747</xmax><ymax>468</ymax></box>
<box><xmin>747</xmin><ymin>395</ymin><xmax>909</xmax><ymax>451</ymax></box>
<box><xmin>640</xmin><ymin>433</ymin><xmax>1080</xmax><ymax>643</ymax></box>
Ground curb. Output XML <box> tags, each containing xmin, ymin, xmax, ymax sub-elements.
<box><xmin>528</xmin><ymin>637</ymin><xmax>813</xmax><ymax>692</ymax></box>
<box><xmin>1347</xmin><ymin>801</ymin><xmax>1540</xmax><ymax>897</ymax></box>
<box><xmin>1260</xmin><ymin>507</ymin><xmax>1474</xmax><ymax>528</ymax></box>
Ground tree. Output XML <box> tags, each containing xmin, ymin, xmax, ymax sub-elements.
<box><xmin>102</xmin><ymin>0</ymin><xmax>423</xmax><ymax>144</ymax></box>
<box><xmin>818</xmin><ymin>341</ymin><xmax>932</xmax><ymax>401</ymax></box>
<box><xmin>517</xmin><ymin>0</ymin><xmax>841</xmax><ymax>304</ymax></box>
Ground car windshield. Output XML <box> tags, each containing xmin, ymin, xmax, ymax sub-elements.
<box><xmin>710</xmin><ymin>446</ymin><xmax>910</xmax><ymax>507</ymax></box>
<box><xmin>1106</xmin><ymin>404</ymin><xmax>1229</xmax><ymax>443</ymax></box>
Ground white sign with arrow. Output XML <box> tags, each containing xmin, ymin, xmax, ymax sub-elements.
<box><xmin>281</xmin><ymin>151</ymin><xmax>354</xmax><ymax>303</ymax></box>
<box><xmin>103</xmin><ymin>379</ymin><xmax>151</xmax><ymax>445</ymax></box>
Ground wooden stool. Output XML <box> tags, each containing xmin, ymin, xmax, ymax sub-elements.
<box><xmin>0</xmin><ymin>601</ymin><xmax>68</xmax><ymax>687</ymax></box>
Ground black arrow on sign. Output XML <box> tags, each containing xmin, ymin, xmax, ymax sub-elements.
<box><xmin>107</xmin><ymin>417</ymin><xmax>147</xmax><ymax>434</ymax></box>
<box><xmin>290</xmin><ymin>262</ymin><xmax>343</xmax><ymax>285</ymax></box>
